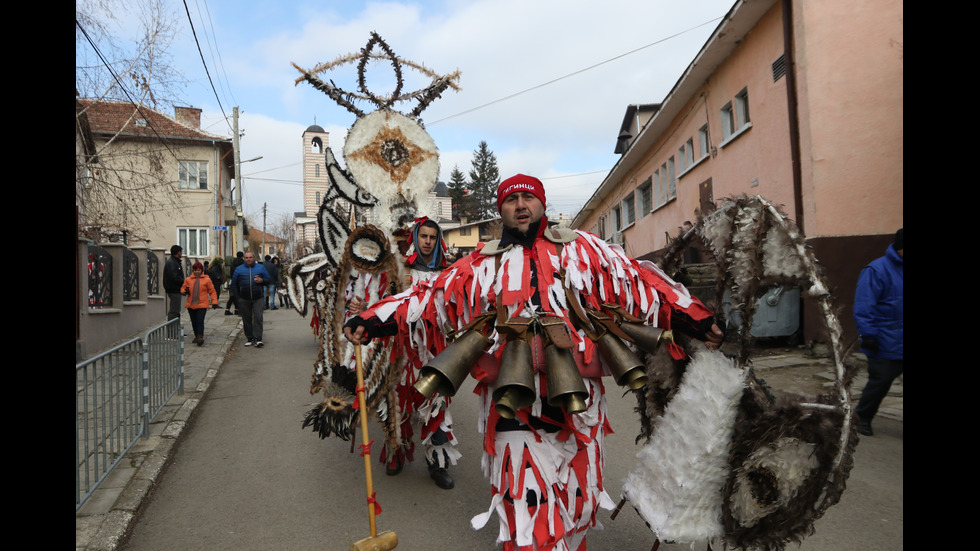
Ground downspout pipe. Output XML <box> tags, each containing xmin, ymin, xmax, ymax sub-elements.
<box><xmin>783</xmin><ymin>0</ymin><xmax>804</xmax><ymax>231</ymax></box>
<box><xmin>783</xmin><ymin>0</ymin><xmax>808</xmax><ymax>342</ymax></box>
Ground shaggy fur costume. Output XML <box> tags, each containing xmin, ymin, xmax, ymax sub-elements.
<box><xmin>626</xmin><ymin>195</ymin><xmax>858</xmax><ymax>551</ymax></box>
<box><xmin>301</xmin><ymin>226</ymin><xmax>405</xmax><ymax>447</ymax></box>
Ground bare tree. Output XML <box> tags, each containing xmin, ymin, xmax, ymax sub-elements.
<box><xmin>76</xmin><ymin>0</ymin><xmax>184</xmax><ymax>107</ymax></box>
<box><xmin>76</xmin><ymin>0</ymin><xmax>189</xmax><ymax>242</ymax></box>
<box><xmin>270</xmin><ymin>212</ymin><xmax>299</xmax><ymax>261</ymax></box>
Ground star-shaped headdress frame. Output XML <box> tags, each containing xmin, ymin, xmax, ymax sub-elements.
<box><xmin>292</xmin><ymin>31</ymin><xmax>461</xmax><ymax>120</ymax></box>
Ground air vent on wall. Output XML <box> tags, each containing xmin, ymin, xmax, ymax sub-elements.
<box><xmin>772</xmin><ymin>54</ymin><xmax>786</xmax><ymax>82</ymax></box>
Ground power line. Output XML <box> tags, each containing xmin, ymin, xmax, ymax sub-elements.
<box><xmin>427</xmin><ymin>17</ymin><xmax>722</xmax><ymax>125</ymax></box>
<box><xmin>196</xmin><ymin>0</ymin><xmax>238</xmax><ymax>109</ymax></box>
<box><xmin>181</xmin><ymin>0</ymin><xmax>231</xmax><ymax>132</ymax></box>
<box><xmin>540</xmin><ymin>170</ymin><xmax>608</xmax><ymax>182</ymax></box>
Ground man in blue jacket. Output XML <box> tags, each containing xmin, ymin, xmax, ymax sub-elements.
<box><xmin>853</xmin><ymin>228</ymin><xmax>903</xmax><ymax>436</ymax></box>
<box><xmin>232</xmin><ymin>251</ymin><xmax>271</xmax><ymax>348</ymax></box>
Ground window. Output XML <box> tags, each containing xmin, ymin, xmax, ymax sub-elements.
<box><xmin>735</xmin><ymin>88</ymin><xmax>750</xmax><ymax>128</ymax></box>
<box><xmin>638</xmin><ymin>177</ymin><xmax>652</xmax><ymax>215</ymax></box>
<box><xmin>721</xmin><ymin>101</ymin><xmax>735</xmax><ymax>140</ymax></box>
<box><xmin>623</xmin><ymin>192</ymin><xmax>635</xmax><ymax>226</ymax></box>
<box><xmin>676</xmin><ymin>139</ymin><xmax>696</xmax><ymax>174</ymax></box>
<box><xmin>312</xmin><ymin>137</ymin><xmax>323</xmax><ymax>154</ymax></box>
<box><xmin>315</xmin><ymin>164</ymin><xmax>320</xmax><ymax>178</ymax></box>
<box><xmin>178</xmin><ymin>227</ymin><xmax>209</xmax><ymax>257</ymax></box>
<box><xmin>597</xmin><ymin>215</ymin><xmax>607</xmax><ymax>239</ymax></box>
<box><xmin>316</xmin><ymin>191</ymin><xmax>321</xmax><ymax>205</ymax></box>
<box><xmin>699</xmin><ymin>125</ymin><xmax>710</xmax><ymax>158</ymax></box>
<box><xmin>721</xmin><ymin>88</ymin><xmax>751</xmax><ymax>144</ymax></box>
<box><xmin>654</xmin><ymin>166</ymin><xmax>663</xmax><ymax>208</ymax></box>
<box><xmin>178</xmin><ymin>161</ymin><xmax>208</xmax><ymax>190</ymax></box>
<box><xmin>460</xmin><ymin>226</ymin><xmax>471</xmax><ymax>236</ymax></box>
<box><xmin>653</xmin><ymin>161</ymin><xmax>676</xmax><ymax>209</ymax></box>
<box><xmin>612</xmin><ymin>205</ymin><xmax>622</xmax><ymax>231</ymax></box>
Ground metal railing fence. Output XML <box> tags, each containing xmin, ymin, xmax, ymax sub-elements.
<box><xmin>75</xmin><ymin>318</ymin><xmax>184</xmax><ymax>511</ymax></box>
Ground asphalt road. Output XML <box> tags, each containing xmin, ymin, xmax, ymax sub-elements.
<box><xmin>118</xmin><ymin>309</ymin><xmax>902</xmax><ymax>551</ymax></box>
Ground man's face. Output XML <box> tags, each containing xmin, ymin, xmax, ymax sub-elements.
<box><xmin>417</xmin><ymin>225</ymin><xmax>438</xmax><ymax>257</ymax></box>
<box><xmin>500</xmin><ymin>191</ymin><xmax>545</xmax><ymax>234</ymax></box>
<box><xmin>174</xmin><ymin>249</ymin><xmax>182</xmax><ymax>259</ymax></box>
<box><xmin>244</xmin><ymin>253</ymin><xmax>255</xmax><ymax>266</ymax></box>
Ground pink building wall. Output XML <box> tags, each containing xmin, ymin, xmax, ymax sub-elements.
<box><xmin>794</xmin><ymin>0</ymin><xmax>903</xmax><ymax>238</ymax></box>
<box><xmin>573</xmin><ymin>0</ymin><xmax>903</xmax><ymax>343</ymax></box>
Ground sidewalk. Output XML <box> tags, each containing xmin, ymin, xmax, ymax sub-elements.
<box><xmin>76</xmin><ymin>307</ymin><xmax>245</xmax><ymax>551</ymax></box>
<box><xmin>74</xmin><ymin>314</ymin><xmax>901</xmax><ymax>551</ymax></box>
<box><xmin>744</xmin><ymin>344</ymin><xmax>903</xmax><ymax>423</ymax></box>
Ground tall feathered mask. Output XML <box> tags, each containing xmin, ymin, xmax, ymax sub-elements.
<box><xmin>290</xmin><ymin>34</ymin><xmax>460</xmax><ymax>449</ymax></box>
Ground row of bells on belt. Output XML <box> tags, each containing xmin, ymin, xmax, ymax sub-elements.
<box><xmin>413</xmin><ymin>318</ymin><xmax>673</xmax><ymax>420</ymax></box>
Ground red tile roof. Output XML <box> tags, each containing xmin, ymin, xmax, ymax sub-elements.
<box><xmin>77</xmin><ymin>99</ymin><xmax>231</xmax><ymax>143</ymax></box>
<box><xmin>247</xmin><ymin>228</ymin><xmax>286</xmax><ymax>243</ymax></box>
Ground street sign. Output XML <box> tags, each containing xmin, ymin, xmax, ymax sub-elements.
<box><xmin>212</xmin><ymin>226</ymin><xmax>229</xmax><ymax>231</ymax></box>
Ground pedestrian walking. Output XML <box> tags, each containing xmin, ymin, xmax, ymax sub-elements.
<box><xmin>854</xmin><ymin>228</ymin><xmax>903</xmax><ymax>436</ymax></box>
<box><xmin>264</xmin><ymin>255</ymin><xmax>280</xmax><ymax>310</ymax></box>
<box><xmin>163</xmin><ymin>245</ymin><xmax>185</xmax><ymax>321</ymax></box>
<box><xmin>208</xmin><ymin>257</ymin><xmax>225</xmax><ymax>303</ymax></box>
<box><xmin>225</xmin><ymin>251</ymin><xmax>244</xmax><ymax>316</ymax></box>
<box><xmin>276</xmin><ymin>257</ymin><xmax>291</xmax><ymax>308</ymax></box>
<box><xmin>232</xmin><ymin>251</ymin><xmax>271</xmax><ymax>348</ymax></box>
<box><xmin>181</xmin><ymin>261</ymin><xmax>219</xmax><ymax>346</ymax></box>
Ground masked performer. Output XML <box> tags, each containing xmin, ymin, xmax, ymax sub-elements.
<box><xmin>345</xmin><ymin>174</ymin><xmax>724</xmax><ymax>551</ymax></box>
<box><xmin>351</xmin><ymin>217</ymin><xmax>459</xmax><ymax>489</ymax></box>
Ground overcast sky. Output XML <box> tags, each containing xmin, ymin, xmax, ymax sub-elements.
<box><xmin>100</xmin><ymin>0</ymin><xmax>737</xmax><ymax>225</ymax></box>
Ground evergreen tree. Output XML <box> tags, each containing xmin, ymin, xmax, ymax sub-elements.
<box><xmin>446</xmin><ymin>164</ymin><xmax>473</xmax><ymax>220</ymax></box>
<box><xmin>468</xmin><ymin>141</ymin><xmax>501</xmax><ymax>220</ymax></box>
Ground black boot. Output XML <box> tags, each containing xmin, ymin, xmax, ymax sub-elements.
<box><xmin>429</xmin><ymin>468</ymin><xmax>454</xmax><ymax>490</ymax></box>
<box><xmin>857</xmin><ymin>417</ymin><xmax>873</xmax><ymax>436</ymax></box>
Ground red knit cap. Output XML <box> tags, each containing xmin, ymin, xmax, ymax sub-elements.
<box><xmin>497</xmin><ymin>174</ymin><xmax>546</xmax><ymax>213</ymax></box>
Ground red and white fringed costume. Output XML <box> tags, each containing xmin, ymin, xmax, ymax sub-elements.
<box><xmin>360</xmin><ymin>228</ymin><xmax>714</xmax><ymax>550</ymax></box>
<box><xmin>388</xmin><ymin>265</ymin><xmax>461</xmax><ymax>471</ymax></box>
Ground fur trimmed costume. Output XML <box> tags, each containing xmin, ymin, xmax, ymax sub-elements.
<box><xmin>387</xmin><ymin>218</ymin><xmax>461</xmax><ymax>474</ymax></box>
<box><xmin>350</xmin><ymin>220</ymin><xmax>716</xmax><ymax>550</ymax></box>
<box><xmin>624</xmin><ymin>195</ymin><xmax>859</xmax><ymax>551</ymax></box>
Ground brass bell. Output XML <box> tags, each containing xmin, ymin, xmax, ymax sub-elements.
<box><xmin>544</xmin><ymin>344</ymin><xmax>589</xmax><ymax>415</ymax></box>
<box><xmin>414</xmin><ymin>329</ymin><xmax>491</xmax><ymax>398</ymax></box>
<box><xmin>492</xmin><ymin>338</ymin><xmax>537</xmax><ymax>419</ymax></box>
<box><xmin>618</xmin><ymin>323</ymin><xmax>673</xmax><ymax>355</ymax></box>
<box><xmin>595</xmin><ymin>332</ymin><xmax>648</xmax><ymax>390</ymax></box>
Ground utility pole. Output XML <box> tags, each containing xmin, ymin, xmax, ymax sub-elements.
<box><xmin>262</xmin><ymin>202</ymin><xmax>267</xmax><ymax>259</ymax></box>
<box><xmin>233</xmin><ymin>107</ymin><xmax>243</xmax><ymax>254</ymax></box>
